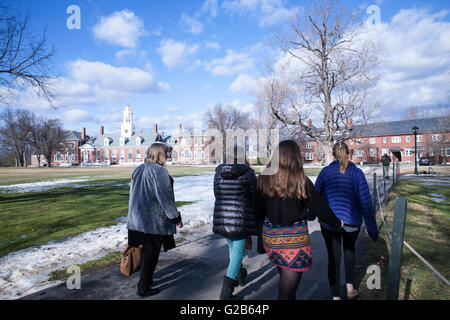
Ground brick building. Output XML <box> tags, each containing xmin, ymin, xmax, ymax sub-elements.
<box><xmin>301</xmin><ymin>117</ymin><xmax>449</xmax><ymax>164</ymax></box>
<box><xmin>30</xmin><ymin>129</ymin><xmax>92</xmax><ymax>167</ymax></box>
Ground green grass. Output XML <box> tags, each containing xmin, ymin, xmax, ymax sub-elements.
<box><xmin>0</xmin><ymin>165</ymin><xmax>217</xmax><ymax>186</ymax></box>
<box><xmin>0</xmin><ymin>178</ymin><xmax>194</xmax><ymax>258</ymax></box>
<box><xmin>359</xmin><ymin>179</ymin><xmax>450</xmax><ymax>300</ymax></box>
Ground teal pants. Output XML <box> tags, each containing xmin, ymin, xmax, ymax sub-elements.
<box><xmin>225</xmin><ymin>237</ymin><xmax>247</xmax><ymax>280</ymax></box>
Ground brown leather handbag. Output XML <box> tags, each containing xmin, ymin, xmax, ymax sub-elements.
<box><xmin>120</xmin><ymin>245</ymin><xmax>143</xmax><ymax>276</ymax></box>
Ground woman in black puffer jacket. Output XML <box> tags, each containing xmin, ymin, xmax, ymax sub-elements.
<box><xmin>213</xmin><ymin>162</ymin><xmax>257</xmax><ymax>300</ymax></box>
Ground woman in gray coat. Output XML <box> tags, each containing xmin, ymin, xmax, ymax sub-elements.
<box><xmin>127</xmin><ymin>143</ymin><xmax>183</xmax><ymax>298</ymax></box>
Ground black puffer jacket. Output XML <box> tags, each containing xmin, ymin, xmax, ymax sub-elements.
<box><xmin>213</xmin><ymin>164</ymin><xmax>257</xmax><ymax>239</ymax></box>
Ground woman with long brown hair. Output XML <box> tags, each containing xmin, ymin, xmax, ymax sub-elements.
<box><xmin>127</xmin><ymin>143</ymin><xmax>183</xmax><ymax>298</ymax></box>
<box><xmin>256</xmin><ymin>140</ymin><xmax>343</xmax><ymax>300</ymax></box>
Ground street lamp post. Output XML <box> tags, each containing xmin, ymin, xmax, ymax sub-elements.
<box><xmin>413</xmin><ymin>126</ymin><xmax>419</xmax><ymax>175</ymax></box>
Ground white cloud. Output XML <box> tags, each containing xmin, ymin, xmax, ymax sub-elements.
<box><xmin>222</xmin><ymin>0</ymin><xmax>298</xmax><ymax>27</ymax></box>
<box><xmin>157</xmin><ymin>39</ymin><xmax>200</xmax><ymax>69</ymax></box>
<box><xmin>204</xmin><ymin>41</ymin><xmax>221</xmax><ymax>50</ymax></box>
<box><xmin>92</xmin><ymin>10</ymin><xmax>146</xmax><ymax>48</ymax></box>
<box><xmin>69</xmin><ymin>59</ymin><xmax>169</xmax><ymax>94</ymax></box>
<box><xmin>365</xmin><ymin>8</ymin><xmax>450</xmax><ymax>111</ymax></box>
<box><xmin>230</xmin><ymin>74</ymin><xmax>259</xmax><ymax>93</ymax></box>
<box><xmin>63</xmin><ymin>109</ymin><xmax>93</xmax><ymax>123</ymax></box>
<box><xmin>202</xmin><ymin>0</ymin><xmax>219</xmax><ymax>18</ymax></box>
<box><xmin>181</xmin><ymin>14</ymin><xmax>204</xmax><ymax>34</ymax></box>
<box><xmin>205</xmin><ymin>49</ymin><xmax>254</xmax><ymax>76</ymax></box>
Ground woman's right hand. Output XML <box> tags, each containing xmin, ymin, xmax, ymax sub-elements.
<box><xmin>177</xmin><ymin>221</ymin><xmax>183</xmax><ymax>228</ymax></box>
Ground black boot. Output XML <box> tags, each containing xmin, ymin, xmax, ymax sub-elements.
<box><xmin>237</xmin><ymin>267</ymin><xmax>247</xmax><ymax>286</ymax></box>
<box><xmin>219</xmin><ymin>276</ymin><xmax>239</xmax><ymax>300</ymax></box>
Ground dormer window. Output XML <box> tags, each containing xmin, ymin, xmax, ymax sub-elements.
<box><xmin>120</xmin><ymin>137</ymin><xmax>126</xmax><ymax>146</ymax></box>
<box><xmin>136</xmin><ymin>137</ymin><xmax>142</xmax><ymax>146</ymax></box>
<box><xmin>104</xmin><ymin>137</ymin><xmax>110</xmax><ymax>146</ymax></box>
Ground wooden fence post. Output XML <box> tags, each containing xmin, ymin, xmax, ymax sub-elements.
<box><xmin>386</xmin><ymin>197</ymin><xmax>408</xmax><ymax>300</ymax></box>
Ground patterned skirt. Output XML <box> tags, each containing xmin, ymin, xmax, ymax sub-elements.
<box><xmin>262</xmin><ymin>218</ymin><xmax>312</xmax><ymax>272</ymax></box>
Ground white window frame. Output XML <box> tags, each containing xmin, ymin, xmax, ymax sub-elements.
<box><xmin>104</xmin><ymin>150</ymin><xmax>109</xmax><ymax>160</ymax></box>
<box><xmin>120</xmin><ymin>150</ymin><xmax>125</xmax><ymax>161</ymax></box>
<box><xmin>383</xmin><ymin>137</ymin><xmax>387</xmax><ymax>144</ymax></box>
<box><xmin>136</xmin><ymin>137</ymin><xmax>141</xmax><ymax>146</ymax></box>
<box><xmin>195</xmin><ymin>149</ymin><xmax>203</xmax><ymax>159</ymax></box>
<box><xmin>432</xmin><ymin>134</ymin><xmax>441</xmax><ymax>142</ymax></box>
<box><xmin>306</xmin><ymin>142</ymin><xmax>313</xmax><ymax>149</ymax></box>
<box><xmin>104</xmin><ymin>138</ymin><xmax>109</xmax><ymax>146</ymax></box>
<box><xmin>391</xmin><ymin>136</ymin><xmax>401</xmax><ymax>143</ymax></box>
<box><xmin>369</xmin><ymin>138</ymin><xmax>376</xmax><ymax>145</ymax></box>
<box><xmin>305</xmin><ymin>152</ymin><xmax>314</xmax><ymax>161</ymax></box>
<box><xmin>356</xmin><ymin>149</ymin><xmax>364</xmax><ymax>158</ymax></box>
<box><xmin>406</xmin><ymin>136</ymin><xmax>411</xmax><ymax>143</ymax></box>
<box><xmin>416</xmin><ymin>135</ymin><xmax>422</xmax><ymax>142</ymax></box>
<box><xmin>382</xmin><ymin>148</ymin><xmax>389</xmax><ymax>156</ymax></box>
<box><xmin>136</xmin><ymin>149</ymin><xmax>141</xmax><ymax>160</ymax></box>
<box><xmin>405</xmin><ymin>148</ymin><xmax>414</xmax><ymax>156</ymax></box>
<box><xmin>370</xmin><ymin>149</ymin><xmax>376</xmax><ymax>157</ymax></box>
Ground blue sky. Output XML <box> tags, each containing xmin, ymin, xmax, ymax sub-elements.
<box><xmin>6</xmin><ymin>0</ymin><xmax>450</xmax><ymax>137</ymax></box>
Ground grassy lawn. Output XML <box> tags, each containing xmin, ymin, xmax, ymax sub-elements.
<box><xmin>0</xmin><ymin>165</ymin><xmax>217</xmax><ymax>186</ymax></box>
<box><xmin>358</xmin><ymin>178</ymin><xmax>450</xmax><ymax>300</ymax></box>
<box><xmin>0</xmin><ymin>178</ymin><xmax>193</xmax><ymax>258</ymax></box>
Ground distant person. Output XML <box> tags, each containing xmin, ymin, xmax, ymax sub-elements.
<box><xmin>381</xmin><ymin>153</ymin><xmax>391</xmax><ymax>179</ymax></box>
<box><xmin>127</xmin><ymin>143</ymin><xmax>183</xmax><ymax>298</ymax></box>
<box><xmin>256</xmin><ymin>140</ymin><xmax>343</xmax><ymax>300</ymax></box>
<box><xmin>315</xmin><ymin>142</ymin><xmax>378</xmax><ymax>300</ymax></box>
<box><xmin>213</xmin><ymin>154</ymin><xmax>257</xmax><ymax>300</ymax></box>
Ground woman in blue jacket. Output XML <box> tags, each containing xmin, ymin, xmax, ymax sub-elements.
<box><xmin>314</xmin><ymin>142</ymin><xmax>378</xmax><ymax>300</ymax></box>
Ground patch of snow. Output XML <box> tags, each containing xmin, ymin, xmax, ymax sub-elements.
<box><xmin>0</xmin><ymin>174</ymin><xmax>215</xmax><ymax>300</ymax></box>
<box><xmin>0</xmin><ymin>178</ymin><xmax>91</xmax><ymax>193</ymax></box>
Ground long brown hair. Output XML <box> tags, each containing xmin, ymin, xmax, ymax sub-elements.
<box><xmin>333</xmin><ymin>142</ymin><xmax>350</xmax><ymax>174</ymax></box>
<box><xmin>257</xmin><ymin>140</ymin><xmax>307</xmax><ymax>199</ymax></box>
<box><xmin>145</xmin><ymin>143</ymin><xmax>168</xmax><ymax>166</ymax></box>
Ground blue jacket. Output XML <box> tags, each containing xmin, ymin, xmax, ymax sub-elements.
<box><xmin>314</xmin><ymin>161</ymin><xmax>378</xmax><ymax>241</ymax></box>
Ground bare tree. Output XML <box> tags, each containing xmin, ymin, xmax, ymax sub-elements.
<box><xmin>0</xmin><ymin>1</ymin><xmax>55</xmax><ymax>105</ymax></box>
<box><xmin>26</xmin><ymin>116</ymin><xmax>67</xmax><ymax>168</ymax></box>
<box><xmin>263</xmin><ymin>0</ymin><xmax>381</xmax><ymax>164</ymax></box>
<box><xmin>0</xmin><ymin>107</ymin><xmax>33</xmax><ymax>167</ymax></box>
<box><xmin>204</xmin><ymin>104</ymin><xmax>250</xmax><ymax>163</ymax></box>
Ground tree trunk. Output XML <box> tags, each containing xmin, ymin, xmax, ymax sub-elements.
<box><xmin>323</xmin><ymin>141</ymin><xmax>334</xmax><ymax>165</ymax></box>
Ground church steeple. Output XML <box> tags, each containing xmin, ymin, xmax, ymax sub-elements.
<box><xmin>121</xmin><ymin>105</ymin><xmax>135</xmax><ymax>138</ymax></box>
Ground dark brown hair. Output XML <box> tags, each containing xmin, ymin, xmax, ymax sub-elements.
<box><xmin>333</xmin><ymin>142</ymin><xmax>350</xmax><ymax>174</ymax></box>
<box><xmin>257</xmin><ymin>140</ymin><xmax>307</xmax><ymax>199</ymax></box>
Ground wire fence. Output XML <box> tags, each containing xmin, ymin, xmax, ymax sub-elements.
<box><xmin>375</xmin><ymin>184</ymin><xmax>450</xmax><ymax>287</ymax></box>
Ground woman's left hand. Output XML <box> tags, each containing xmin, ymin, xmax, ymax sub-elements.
<box><xmin>177</xmin><ymin>221</ymin><xmax>183</xmax><ymax>228</ymax></box>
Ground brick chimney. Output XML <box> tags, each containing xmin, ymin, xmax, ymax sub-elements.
<box><xmin>178</xmin><ymin>123</ymin><xmax>182</xmax><ymax>134</ymax></box>
<box><xmin>82</xmin><ymin>127</ymin><xmax>86</xmax><ymax>140</ymax></box>
<box><xmin>100</xmin><ymin>126</ymin><xmax>104</xmax><ymax>136</ymax></box>
<box><xmin>307</xmin><ymin>119</ymin><xmax>312</xmax><ymax>128</ymax></box>
<box><xmin>154</xmin><ymin>124</ymin><xmax>158</xmax><ymax>133</ymax></box>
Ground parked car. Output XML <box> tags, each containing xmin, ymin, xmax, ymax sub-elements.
<box><xmin>419</xmin><ymin>156</ymin><xmax>436</xmax><ymax>166</ymax></box>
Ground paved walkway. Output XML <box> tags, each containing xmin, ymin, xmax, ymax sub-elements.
<box><xmin>22</xmin><ymin>167</ymin><xmax>394</xmax><ymax>300</ymax></box>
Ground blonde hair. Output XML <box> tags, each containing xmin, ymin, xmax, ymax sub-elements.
<box><xmin>145</xmin><ymin>143</ymin><xmax>168</xmax><ymax>166</ymax></box>
<box><xmin>333</xmin><ymin>142</ymin><xmax>349</xmax><ymax>174</ymax></box>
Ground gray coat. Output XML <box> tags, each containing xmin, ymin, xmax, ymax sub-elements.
<box><xmin>126</xmin><ymin>163</ymin><xmax>181</xmax><ymax>235</ymax></box>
